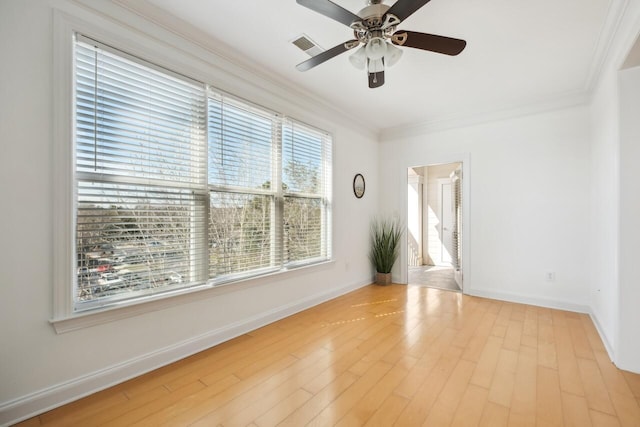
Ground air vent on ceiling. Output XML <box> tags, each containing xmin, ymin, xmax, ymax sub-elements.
<box><xmin>291</xmin><ymin>34</ymin><xmax>324</xmax><ymax>57</ymax></box>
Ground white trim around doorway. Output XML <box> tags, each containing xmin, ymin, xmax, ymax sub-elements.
<box><xmin>399</xmin><ymin>154</ymin><xmax>471</xmax><ymax>294</ymax></box>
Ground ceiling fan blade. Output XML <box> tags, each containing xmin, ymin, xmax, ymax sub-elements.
<box><xmin>385</xmin><ymin>0</ymin><xmax>432</xmax><ymax>22</ymax></box>
<box><xmin>391</xmin><ymin>31</ymin><xmax>466</xmax><ymax>56</ymax></box>
<box><xmin>296</xmin><ymin>40</ymin><xmax>359</xmax><ymax>72</ymax></box>
<box><xmin>368</xmin><ymin>70</ymin><xmax>385</xmax><ymax>88</ymax></box>
<box><xmin>296</xmin><ymin>0</ymin><xmax>361</xmax><ymax>27</ymax></box>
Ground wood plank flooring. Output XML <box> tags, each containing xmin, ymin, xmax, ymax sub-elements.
<box><xmin>15</xmin><ymin>284</ymin><xmax>640</xmax><ymax>426</ymax></box>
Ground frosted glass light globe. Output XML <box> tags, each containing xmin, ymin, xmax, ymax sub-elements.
<box><xmin>365</xmin><ymin>37</ymin><xmax>387</xmax><ymax>61</ymax></box>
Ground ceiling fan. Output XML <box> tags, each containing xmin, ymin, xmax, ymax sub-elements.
<box><xmin>295</xmin><ymin>0</ymin><xmax>466</xmax><ymax>88</ymax></box>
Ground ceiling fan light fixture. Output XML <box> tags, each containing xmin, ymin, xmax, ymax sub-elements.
<box><xmin>349</xmin><ymin>46</ymin><xmax>367</xmax><ymax>70</ymax></box>
<box><xmin>385</xmin><ymin>42</ymin><xmax>403</xmax><ymax>67</ymax></box>
<box><xmin>365</xmin><ymin>37</ymin><xmax>387</xmax><ymax>60</ymax></box>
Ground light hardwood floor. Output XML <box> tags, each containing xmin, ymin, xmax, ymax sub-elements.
<box><xmin>16</xmin><ymin>284</ymin><xmax>640</xmax><ymax>426</ymax></box>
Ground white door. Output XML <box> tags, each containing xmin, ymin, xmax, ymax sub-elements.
<box><xmin>441</xmin><ymin>182</ymin><xmax>453</xmax><ymax>264</ymax></box>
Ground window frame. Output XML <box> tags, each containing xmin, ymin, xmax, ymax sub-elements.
<box><xmin>281</xmin><ymin>119</ymin><xmax>333</xmax><ymax>268</ymax></box>
<box><xmin>51</xmin><ymin>12</ymin><xmax>334</xmax><ymax>332</ymax></box>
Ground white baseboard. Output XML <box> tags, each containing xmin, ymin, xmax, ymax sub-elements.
<box><xmin>0</xmin><ymin>279</ymin><xmax>370</xmax><ymax>426</ymax></box>
<box><xmin>465</xmin><ymin>288</ymin><xmax>623</xmax><ymax>368</ymax></box>
<box><xmin>465</xmin><ymin>287</ymin><xmax>591</xmax><ymax>314</ymax></box>
<box><xmin>588</xmin><ymin>310</ymin><xmax>617</xmax><ymax>365</ymax></box>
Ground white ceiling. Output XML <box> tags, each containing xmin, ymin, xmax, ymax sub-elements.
<box><xmin>119</xmin><ymin>0</ymin><xmax>616</xmax><ymax>133</ymax></box>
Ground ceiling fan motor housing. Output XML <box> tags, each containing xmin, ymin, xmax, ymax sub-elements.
<box><xmin>352</xmin><ymin>2</ymin><xmax>399</xmax><ymax>43</ymax></box>
<box><xmin>357</xmin><ymin>3</ymin><xmax>390</xmax><ymax>25</ymax></box>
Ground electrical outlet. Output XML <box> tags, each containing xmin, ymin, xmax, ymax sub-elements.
<box><xmin>545</xmin><ymin>272</ymin><xmax>556</xmax><ymax>282</ymax></box>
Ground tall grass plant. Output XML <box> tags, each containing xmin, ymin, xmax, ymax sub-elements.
<box><xmin>369</xmin><ymin>217</ymin><xmax>403</xmax><ymax>274</ymax></box>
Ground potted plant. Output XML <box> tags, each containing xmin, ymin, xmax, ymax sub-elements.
<box><xmin>369</xmin><ymin>216</ymin><xmax>403</xmax><ymax>285</ymax></box>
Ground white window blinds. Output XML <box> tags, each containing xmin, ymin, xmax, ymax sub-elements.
<box><xmin>75</xmin><ymin>36</ymin><xmax>207</xmax><ymax>309</ymax></box>
<box><xmin>208</xmin><ymin>95</ymin><xmax>277</xmax><ymax>190</ymax></box>
<box><xmin>75</xmin><ymin>36</ymin><xmax>207</xmax><ymax>184</ymax></box>
<box><xmin>282</xmin><ymin>120</ymin><xmax>332</xmax><ymax>265</ymax></box>
<box><xmin>207</xmin><ymin>94</ymin><xmax>281</xmax><ymax>281</ymax></box>
<box><xmin>73</xmin><ymin>35</ymin><xmax>332</xmax><ymax>312</ymax></box>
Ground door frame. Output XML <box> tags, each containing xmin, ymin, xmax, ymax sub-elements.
<box><xmin>400</xmin><ymin>154</ymin><xmax>470</xmax><ymax>293</ymax></box>
<box><xmin>407</xmin><ymin>172</ymin><xmax>424</xmax><ymax>266</ymax></box>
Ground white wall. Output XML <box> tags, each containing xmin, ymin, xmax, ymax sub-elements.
<box><xmin>380</xmin><ymin>106</ymin><xmax>592</xmax><ymax>310</ymax></box>
<box><xmin>0</xmin><ymin>0</ymin><xmax>378</xmax><ymax>423</ymax></box>
<box><xmin>589</xmin><ymin>59</ymin><xmax>621</xmax><ymax>357</ymax></box>
<box><xmin>618</xmin><ymin>65</ymin><xmax>640</xmax><ymax>372</ymax></box>
<box><xmin>587</xmin><ymin>0</ymin><xmax>640</xmax><ymax>370</ymax></box>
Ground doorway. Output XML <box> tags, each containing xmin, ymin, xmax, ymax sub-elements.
<box><xmin>407</xmin><ymin>162</ymin><xmax>463</xmax><ymax>292</ymax></box>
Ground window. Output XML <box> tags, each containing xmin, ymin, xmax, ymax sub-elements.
<box><xmin>207</xmin><ymin>95</ymin><xmax>279</xmax><ymax>281</ymax></box>
<box><xmin>72</xmin><ymin>35</ymin><xmax>331</xmax><ymax>313</ymax></box>
<box><xmin>282</xmin><ymin>120</ymin><xmax>332</xmax><ymax>265</ymax></box>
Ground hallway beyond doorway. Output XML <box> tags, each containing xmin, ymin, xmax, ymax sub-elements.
<box><xmin>407</xmin><ymin>162</ymin><xmax>463</xmax><ymax>291</ymax></box>
<box><xmin>408</xmin><ymin>265</ymin><xmax>461</xmax><ymax>292</ymax></box>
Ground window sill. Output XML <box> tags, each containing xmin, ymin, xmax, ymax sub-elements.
<box><xmin>50</xmin><ymin>259</ymin><xmax>335</xmax><ymax>334</ymax></box>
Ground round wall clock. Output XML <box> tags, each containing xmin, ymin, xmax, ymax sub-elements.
<box><xmin>353</xmin><ymin>173</ymin><xmax>365</xmax><ymax>198</ymax></box>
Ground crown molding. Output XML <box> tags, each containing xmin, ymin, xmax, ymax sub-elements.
<box><xmin>614</xmin><ymin>0</ymin><xmax>640</xmax><ymax>69</ymax></box>
<box><xmin>584</xmin><ymin>0</ymin><xmax>630</xmax><ymax>91</ymax></box>
<box><xmin>380</xmin><ymin>0</ymin><xmax>629</xmax><ymax>142</ymax></box>
<box><xmin>80</xmin><ymin>0</ymin><xmax>378</xmax><ymax>140</ymax></box>
<box><xmin>379</xmin><ymin>89</ymin><xmax>590</xmax><ymax>142</ymax></box>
